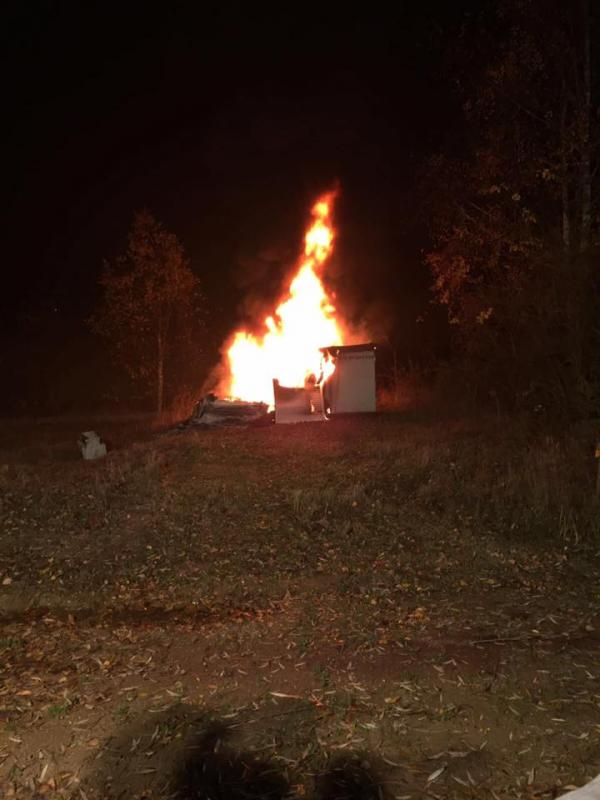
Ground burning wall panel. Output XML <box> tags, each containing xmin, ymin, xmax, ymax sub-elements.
<box><xmin>273</xmin><ymin>381</ymin><xmax>326</xmax><ymax>424</ymax></box>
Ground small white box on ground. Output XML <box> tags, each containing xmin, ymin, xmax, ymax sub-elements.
<box><xmin>78</xmin><ymin>431</ymin><xmax>107</xmax><ymax>460</ymax></box>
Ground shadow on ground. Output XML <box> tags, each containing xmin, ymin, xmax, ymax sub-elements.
<box><xmin>313</xmin><ymin>755</ymin><xmax>383</xmax><ymax>800</ymax></box>
<box><xmin>83</xmin><ymin>704</ymin><xmax>391</xmax><ymax>799</ymax></box>
<box><xmin>173</xmin><ymin>719</ymin><xmax>288</xmax><ymax>800</ymax></box>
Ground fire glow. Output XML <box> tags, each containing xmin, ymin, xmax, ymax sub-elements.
<box><xmin>224</xmin><ymin>192</ymin><xmax>345</xmax><ymax>406</ymax></box>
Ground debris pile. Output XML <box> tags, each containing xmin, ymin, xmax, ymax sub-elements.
<box><xmin>181</xmin><ymin>394</ymin><xmax>270</xmax><ymax>429</ymax></box>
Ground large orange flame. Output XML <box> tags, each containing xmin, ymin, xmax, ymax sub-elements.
<box><xmin>224</xmin><ymin>191</ymin><xmax>344</xmax><ymax>406</ymax></box>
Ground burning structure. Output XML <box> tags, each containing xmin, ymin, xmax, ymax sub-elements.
<box><xmin>321</xmin><ymin>344</ymin><xmax>377</xmax><ymax>415</ymax></box>
<box><xmin>271</xmin><ymin>343</ymin><xmax>377</xmax><ymax>424</ymax></box>
<box><xmin>214</xmin><ymin>191</ymin><xmax>376</xmax><ymax>424</ymax></box>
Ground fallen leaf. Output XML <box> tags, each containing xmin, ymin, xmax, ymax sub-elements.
<box><xmin>427</xmin><ymin>766</ymin><xmax>446</xmax><ymax>783</ymax></box>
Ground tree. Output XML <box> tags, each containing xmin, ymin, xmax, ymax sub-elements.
<box><xmin>425</xmin><ymin>0</ymin><xmax>599</xmax><ymax>416</ymax></box>
<box><xmin>90</xmin><ymin>211</ymin><xmax>204</xmax><ymax>414</ymax></box>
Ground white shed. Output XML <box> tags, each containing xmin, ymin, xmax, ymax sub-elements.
<box><xmin>322</xmin><ymin>344</ymin><xmax>377</xmax><ymax>414</ymax></box>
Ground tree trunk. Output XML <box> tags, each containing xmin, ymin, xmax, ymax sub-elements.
<box><xmin>580</xmin><ymin>0</ymin><xmax>592</xmax><ymax>253</ymax></box>
<box><xmin>562</xmin><ymin>178</ymin><xmax>571</xmax><ymax>254</ymax></box>
<box><xmin>560</xmin><ymin>91</ymin><xmax>571</xmax><ymax>254</ymax></box>
<box><xmin>157</xmin><ymin>329</ymin><xmax>164</xmax><ymax>416</ymax></box>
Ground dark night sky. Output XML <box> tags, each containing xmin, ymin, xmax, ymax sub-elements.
<box><xmin>3</xmin><ymin>1</ymin><xmax>479</xmax><ymax>369</ymax></box>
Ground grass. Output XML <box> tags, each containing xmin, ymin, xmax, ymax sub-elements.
<box><xmin>47</xmin><ymin>701</ymin><xmax>72</xmax><ymax>719</ymax></box>
<box><xmin>0</xmin><ymin>410</ymin><xmax>600</xmax><ymax>798</ymax></box>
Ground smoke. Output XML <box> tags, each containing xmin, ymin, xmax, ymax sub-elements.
<box><xmin>202</xmin><ymin>247</ymin><xmax>297</xmax><ymax>397</ymax></box>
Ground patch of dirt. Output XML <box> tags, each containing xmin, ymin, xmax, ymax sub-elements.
<box><xmin>2</xmin><ymin>415</ymin><xmax>600</xmax><ymax>798</ymax></box>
